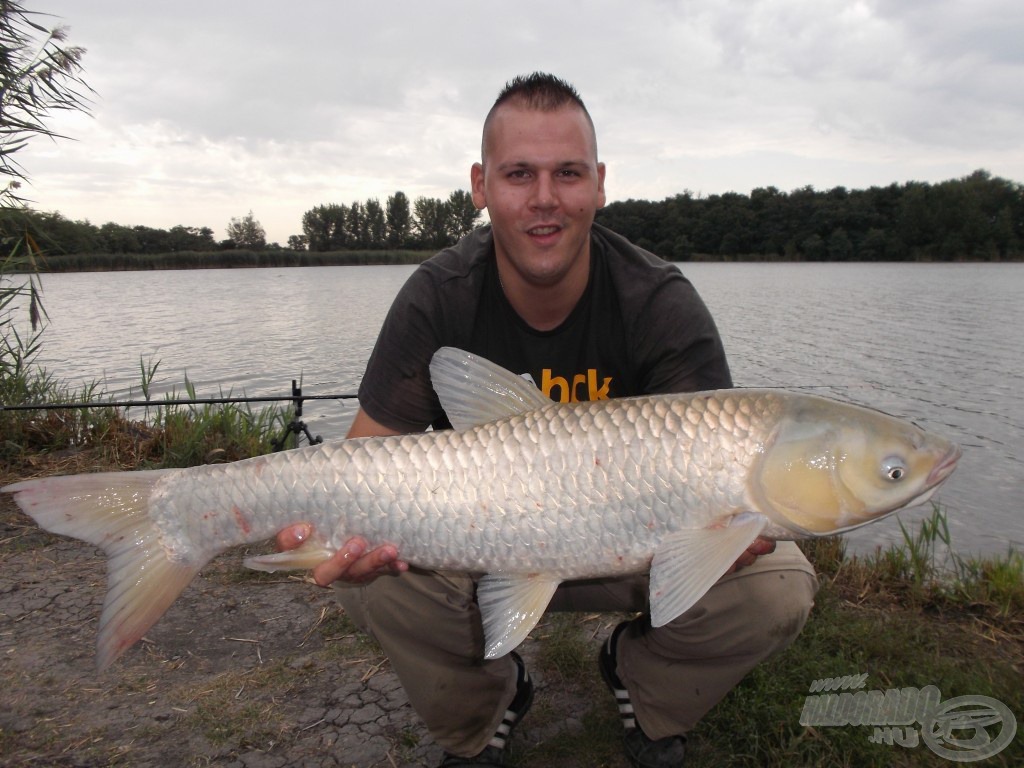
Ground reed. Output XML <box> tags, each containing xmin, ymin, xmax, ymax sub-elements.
<box><xmin>13</xmin><ymin>248</ymin><xmax>435</xmax><ymax>273</ymax></box>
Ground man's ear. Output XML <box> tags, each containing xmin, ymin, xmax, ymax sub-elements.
<box><xmin>471</xmin><ymin>162</ymin><xmax>487</xmax><ymax>209</ymax></box>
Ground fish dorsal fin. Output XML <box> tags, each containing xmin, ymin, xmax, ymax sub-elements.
<box><xmin>477</xmin><ymin>574</ymin><xmax>561</xmax><ymax>658</ymax></box>
<box><xmin>648</xmin><ymin>513</ymin><xmax>769</xmax><ymax>627</ymax></box>
<box><xmin>429</xmin><ymin>347</ymin><xmax>551</xmax><ymax>430</ymax></box>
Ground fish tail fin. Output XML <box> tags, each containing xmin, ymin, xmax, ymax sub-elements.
<box><xmin>4</xmin><ymin>470</ymin><xmax>207</xmax><ymax>670</ymax></box>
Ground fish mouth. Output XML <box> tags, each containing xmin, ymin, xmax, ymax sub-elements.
<box><xmin>897</xmin><ymin>444</ymin><xmax>962</xmax><ymax>511</ymax></box>
<box><xmin>926</xmin><ymin>444</ymin><xmax>962</xmax><ymax>488</ymax></box>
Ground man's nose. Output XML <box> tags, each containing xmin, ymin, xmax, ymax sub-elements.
<box><xmin>530</xmin><ymin>173</ymin><xmax>556</xmax><ymax>208</ymax></box>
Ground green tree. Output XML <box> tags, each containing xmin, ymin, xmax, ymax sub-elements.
<box><xmin>413</xmin><ymin>196</ymin><xmax>449</xmax><ymax>249</ymax></box>
<box><xmin>827</xmin><ymin>227</ymin><xmax>853</xmax><ymax>261</ymax></box>
<box><xmin>386</xmin><ymin>191</ymin><xmax>412</xmax><ymax>247</ymax></box>
<box><xmin>800</xmin><ymin>233</ymin><xmax>826</xmax><ymax>261</ymax></box>
<box><xmin>344</xmin><ymin>201</ymin><xmax>364</xmax><ymax>247</ymax></box>
<box><xmin>858</xmin><ymin>228</ymin><xmax>888</xmax><ymax>261</ymax></box>
<box><xmin>132</xmin><ymin>224</ymin><xmax>175</xmax><ymax>254</ymax></box>
<box><xmin>167</xmin><ymin>224</ymin><xmax>215</xmax><ymax>252</ymax></box>
<box><xmin>301</xmin><ymin>203</ymin><xmax>348</xmax><ymax>251</ymax></box>
<box><xmin>445</xmin><ymin>189</ymin><xmax>480</xmax><ymax>242</ymax></box>
<box><xmin>364</xmin><ymin>198</ymin><xmax>385</xmax><ymax>248</ymax></box>
<box><xmin>98</xmin><ymin>222</ymin><xmax>140</xmax><ymax>253</ymax></box>
<box><xmin>225</xmin><ymin>210</ymin><xmax>266</xmax><ymax>250</ymax></box>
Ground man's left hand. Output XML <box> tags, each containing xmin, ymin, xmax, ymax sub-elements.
<box><xmin>727</xmin><ymin>536</ymin><xmax>776</xmax><ymax>574</ymax></box>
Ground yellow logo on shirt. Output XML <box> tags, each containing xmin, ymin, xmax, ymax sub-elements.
<box><xmin>541</xmin><ymin>369</ymin><xmax>612</xmax><ymax>402</ymax></box>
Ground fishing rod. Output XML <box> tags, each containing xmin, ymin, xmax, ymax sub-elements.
<box><xmin>0</xmin><ymin>392</ymin><xmax>358</xmax><ymax>411</ymax></box>
<box><xmin>1</xmin><ymin>381</ymin><xmax>360</xmax><ymax>452</ymax></box>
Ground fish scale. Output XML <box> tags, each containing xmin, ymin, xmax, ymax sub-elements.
<box><xmin>157</xmin><ymin>396</ymin><xmax>728</xmax><ymax>575</ymax></box>
<box><xmin>3</xmin><ymin>347</ymin><xmax>960</xmax><ymax>668</ymax></box>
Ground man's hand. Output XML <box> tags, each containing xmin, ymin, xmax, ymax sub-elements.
<box><xmin>275</xmin><ymin>524</ymin><xmax>408</xmax><ymax>586</ymax></box>
<box><xmin>726</xmin><ymin>536</ymin><xmax>776</xmax><ymax>574</ymax></box>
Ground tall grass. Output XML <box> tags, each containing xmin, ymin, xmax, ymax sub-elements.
<box><xmin>1</xmin><ymin>353</ymin><xmax>288</xmax><ymax>473</ymax></box>
<box><xmin>820</xmin><ymin>506</ymin><xmax>1024</xmax><ymax>621</ymax></box>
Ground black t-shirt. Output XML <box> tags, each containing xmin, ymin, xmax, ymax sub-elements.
<box><xmin>357</xmin><ymin>223</ymin><xmax>732</xmax><ymax>432</ymax></box>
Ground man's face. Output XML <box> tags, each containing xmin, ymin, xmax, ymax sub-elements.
<box><xmin>471</xmin><ymin>103</ymin><xmax>606</xmax><ymax>288</ymax></box>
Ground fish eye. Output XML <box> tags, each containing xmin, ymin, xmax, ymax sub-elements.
<box><xmin>883</xmin><ymin>457</ymin><xmax>907</xmax><ymax>482</ymax></box>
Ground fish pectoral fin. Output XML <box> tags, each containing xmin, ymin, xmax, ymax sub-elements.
<box><xmin>477</xmin><ymin>574</ymin><xmax>561</xmax><ymax>659</ymax></box>
<box><xmin>243</xmin><ymin>539</ymin><xmax>336</xmax><ymax>572</ymax></box>
<box><xmin>648</xmin><ymin>513</ymin><xmax>770</xmax><ymax>628</ymax></box>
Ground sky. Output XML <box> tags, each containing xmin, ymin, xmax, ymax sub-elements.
<box><xmin>17</xmin><ymin>0</ymin><xmax>1024</xmax><ymax>246</ymax></box>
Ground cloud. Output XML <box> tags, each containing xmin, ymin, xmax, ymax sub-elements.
<box><xmin>19</xmin><ymin>0</ymin><xmax>1024</xmax><ymax>244</ymax></box>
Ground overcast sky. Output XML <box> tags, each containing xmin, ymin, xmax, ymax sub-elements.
<box><xmin>20</xmin><ymin>0</ymin><xmax>1024</xmax><ymax>245</ymax></box>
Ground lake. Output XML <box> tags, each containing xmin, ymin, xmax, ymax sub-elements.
<box><xmin>19</xmin><ymin>262</ymin><xmax>1024</xmax><ymax>556</ymax></box>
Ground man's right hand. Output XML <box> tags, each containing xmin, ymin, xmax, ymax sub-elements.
<box><xmin>275</xmin><ymin>525</ymin><xmax>408</xmax><ymax>586</ymax></box>
<box><xmin>275</xmin><ymin>408</ymin><xmax>411</xmax><ymax>586</ymax></box>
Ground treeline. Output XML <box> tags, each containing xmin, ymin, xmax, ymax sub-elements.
<box><xmin>298</xmin><ymin>190</ymin><xmax>480</xmax><ymax>251</ymax></box>
<box><xmin>1</xmin><ymin>213</ymin><xmax>222</xmax><ymax>255</ymax></box>
<box><xmin>0</xmin><ymin>189</ymin><xmax>482</xmax><ymax>257</ymax></box>
<box><xmin>5</xmin><ymin>172</ymin><xmax>1023</xmax><ymax>263</ymax></box>
<box><xmin>596</xmin><ymin>169</ymin><xmax>1024</xmax><ymax>261</ymax></box>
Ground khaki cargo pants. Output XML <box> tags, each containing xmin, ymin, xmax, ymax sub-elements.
<box><xmin>336</xmin><ymin>541</ymin><xmax>818</xmax><ymax>757</ymax></box>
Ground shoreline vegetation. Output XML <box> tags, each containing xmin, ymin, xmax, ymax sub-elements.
<box><xmin>10</xmin><ymin>248</ymin><xmax>437</xmax><ymax>273</ymax></box>
<box><xmin>1</xmin><ymin>366</ymin><xmax>1021</xmax><ymax>766</ymax></box>
<box><xmin>6</xmin><ymin>246</ymin><xmax>1024</xmax><ymax>274</ymax></box>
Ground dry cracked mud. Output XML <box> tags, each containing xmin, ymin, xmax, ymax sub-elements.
<box><xmin>0</xmin><ymin>492</ymin><xmax>624</xmax><ymax>768</ymax></box>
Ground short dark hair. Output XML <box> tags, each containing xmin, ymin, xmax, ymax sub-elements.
<box><xmin>491</xmin><ymin>72</ymin><xmax>589</xmax><ymax>115</ymax></box>
<box><xmin>481</xmin><ymin>72</ymin><xmax>597</xmax><ymax>160</ymax></box>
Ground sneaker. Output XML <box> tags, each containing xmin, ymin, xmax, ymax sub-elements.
<box><xmin>599</xmin><ymin>621</ymin><xmax>687</xmax><ymax>768</ymax></box>
<box><xmin>438</xmin><ymin>651</ymin><xmax>534</xmax><ymax>767</ymax></box>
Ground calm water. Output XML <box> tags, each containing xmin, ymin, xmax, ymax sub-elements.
<box><xmin>20</xmin><ymin>263</ymin><xmax>1024</xmax><ymax>556</ymax></box>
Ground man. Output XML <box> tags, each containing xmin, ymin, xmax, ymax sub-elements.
<box><xmin>277</xmin><ymin>73</ymin><xmax>817</xmax><ymax>768</ymax></box>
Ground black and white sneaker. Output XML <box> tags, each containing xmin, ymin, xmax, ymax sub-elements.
<box><xmin>599</xmin><ymin>621</ymin><xmax>687</xmax><ymax>768</ymax></box>
<box><xmin>438</xmin><ymin>651</ymin><xmax>534</xmax><ymax>767</ymax></box>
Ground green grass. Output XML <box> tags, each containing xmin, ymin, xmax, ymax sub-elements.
<box><xmin>512</xmin><ymin>513</ymin><xmax>1023</xmax><ymax>768</ymax></box>
<box><xmin>678</xmin><ymin>513</ymin><xmax>1023</xmax><ymax>767</ymax></box>
<box><xmin>0</xmin><ymin>355</ymin><xmax>288</xmax><ymax>475</ymax></box>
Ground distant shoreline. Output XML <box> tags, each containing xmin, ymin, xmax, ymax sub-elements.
<box><xmin>14</xmin><ymin>249</ymin><xmax>435</xmax><ymax>273</ymax></box>
<box><xmin>14</xmin><ymin>249</ymin><xmax>1022</xmax><ymax>273</ymax></box>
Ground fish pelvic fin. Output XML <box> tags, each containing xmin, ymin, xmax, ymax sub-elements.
<box><xmin>429</xmin><ymin>347</ymin><xmax>551</xmax><ymax>430</ymax></box>
<box><xmin>649</xmin><ymin>513</ymin><xmax>769</xmax><ymax>628</ymax></box>
<box><xmin>4</xmin><ymin>470</ymin><xmax>207</xmax><ymax>670</ymax></box>
<box><xmin>477</xmin><ymin>574</ymin><xmax>561</xmax><ymax>659</ymax></box>
<box><xmin>244</xmin><ymin>539</ymin><xmax>335</xmax><ymax>572</ymax></box>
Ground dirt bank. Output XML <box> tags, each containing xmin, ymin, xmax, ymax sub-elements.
<box><xmin>0</xmin><ymin>491</ymin><xmax>623</xmax><ymax>768</ymax></box>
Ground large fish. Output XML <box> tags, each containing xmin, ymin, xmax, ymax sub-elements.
<box><xmin>4</xmin><ymin>348</ymin><xmax>960</xmax><ymax>670</ymax></box>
